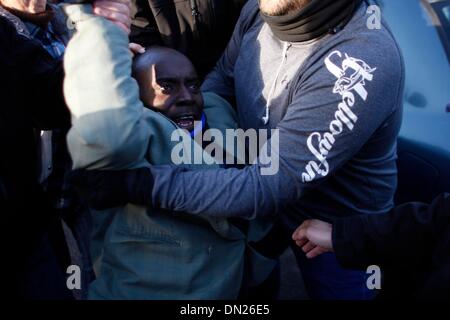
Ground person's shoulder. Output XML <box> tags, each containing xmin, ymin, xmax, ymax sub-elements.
<box><xmin>0</xmin><ymin>6</ymin><xmax>30</xmax><ymax>38</ymax></box>
<box><xmin>303</xmin><ymin>3</ymin><xmax>403</xmax><ymax>81</ymax></box>
<box><xmin>0</xmin><ymin>17</ymin><xmax>12</xmax><ymax>58</ymax></box>
<box><xmin>308</xmin><ymin>14</ymin><xmax>404</xmax><ymax>102</ymax></box>
<box><xmin>238</xmin><ymin>0</ymin><xmax>260</xmax><ymax>27</ymax></box>
<box><xmin>0</xmin><ymin>16</ymin><xmax>11</xmax><ymax>34</ymax></box>
<box><xmin>0</xmin><ymin>15</ymin><xmax>32</xmax><ymax>53</ymax></box>
<box><xmin>241</xmin><ymin>0</ymin><xmax>259</xmax><ymax>15</ymax></box>
<box><xmin>295</xmin><ymin>6</ymin><xmax>405</xmax><ymax>113</ymax></box>
<box><xmin>330</xmin><ymin>4</ymin><xmax>403</xmax><ymax>74</ymax></box>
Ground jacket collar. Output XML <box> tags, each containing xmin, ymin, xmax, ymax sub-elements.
<box><xmin>0</xmin><ymin>5</ymin><xmax>30</xmax><ymax>38</ymax></box>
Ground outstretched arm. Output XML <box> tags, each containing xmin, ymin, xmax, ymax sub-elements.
<box><xmin>148</xmin><ymin>41</ymin><xmax>403</xmax><ymax>220</ymax></box>
<box><xmin>292</xmin><ymin>194</ymin><xmax>450</xmax><ymax>270</ymax></box>
<box><xmin>332</xmin><ymin>194</ymin><xmax>450</xmax><ymax>270</ymax></box>
<box><xmin>74</xmin><ymin>36</ymin><xmax>404</xmax><ymax>220</ymax></box>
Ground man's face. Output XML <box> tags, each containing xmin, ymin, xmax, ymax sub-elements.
<box><xmin>142</xmin><ymin>55</ymin><xmax>203</xmax><ymax>132</ymax></box>
<box><xmin>1</xmin><ymin>0</ymin><xmax>47</xmax><ymax>13</ymax></box>
<box><xmin>259</xmin><ymin>0</ymin><xmax>310</xmax><ymax>16</ymax></box>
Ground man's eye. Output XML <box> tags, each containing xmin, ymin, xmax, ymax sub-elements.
<box><xmin>189</xmin><ymin>83</ymin><xmax>200</xmax><ymax>92</ymax></box>
<box><xmin>159</xmin><ymin>83</ymin><xmax>173</xmax><ymax>93</ymax></box>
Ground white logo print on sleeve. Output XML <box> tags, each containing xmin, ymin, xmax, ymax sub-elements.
<box><xmin>301</xmin><ymin>50</ymin><xmax>377</xmax><ymax>183</ymax></box>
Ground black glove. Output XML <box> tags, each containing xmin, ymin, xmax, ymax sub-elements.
<box><xmin>69</xmin><ymin>168</ymin><xmax>154</xmax><ymax>210</ymax></box>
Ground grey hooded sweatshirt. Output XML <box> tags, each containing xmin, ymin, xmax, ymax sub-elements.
<box><xmin>149</xmin><ymin>0</ymin><xmax>405</xmax><ymax>231</ymax></box>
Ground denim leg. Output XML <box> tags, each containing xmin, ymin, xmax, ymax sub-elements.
<box><xmin>70</xmin><ymin>208</ymin><xmax>96</xmax><ymax>299</ymax></box>
<box><xmin>292</xmin><ymin>245</ymin><xmax>375</xmax><ymax>300</ymax></box>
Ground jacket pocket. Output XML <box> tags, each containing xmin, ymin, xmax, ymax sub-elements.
<box><xmin>114</xmin><ymin>225</ymin><xmax>182</xmax><ymax>247</ymax></box>
<box><xmin>114</xmin><ymin>204</ymin><xmax>182</xmax><ymax>246</ymax></box>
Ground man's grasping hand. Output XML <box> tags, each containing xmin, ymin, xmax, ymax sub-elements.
<box><xmin>93</xmin><ymin>0</ymin><xmax>131</xmax><ymax>34</ymax></box>
<box><xmin>292</xmin><ymin>219</ymin><xmax>334</xmax><ymax>259</ymax></box>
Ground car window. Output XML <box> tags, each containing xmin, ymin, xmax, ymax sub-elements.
<box><xmin>435</xmin><ymin>1</ymin><xmax>450</xmax><ymax>36</ymax></box>
<box><xmin>429</xmin><ymin>0</ymin><xmax>450</xmax><ymax>61</ymax></box>
<box><xmin>441</xmin><ymin>3</ymin><xmax>450</xmax><ymax>33</ymax></box>
<box><xmin>378</xmin><ymin>0</ymin><xmax>450</xmax><ymax>116</ymax></box>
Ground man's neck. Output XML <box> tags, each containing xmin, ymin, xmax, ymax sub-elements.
<box><xmin>260</xmin><ymin>0</ymin><xmax>360</xmax><ymax>43</ymax></box>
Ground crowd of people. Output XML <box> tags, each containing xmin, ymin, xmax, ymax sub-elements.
<box><xmin>0</xmin><ymin>0</ymin><xmax>448</xmax><ymax>300</ymax></box>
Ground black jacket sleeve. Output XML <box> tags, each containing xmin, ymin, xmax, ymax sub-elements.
<box><xmin>1</xmin><ymin>17</ymin><xmax>69</xmax><ymax>130</ymax></box>
<box><xmin>1</xmin><ymin>17</ymin><xmax>66</xmax><ymax>268</ymax></box>
<box><xmin>333</xmin><ymin>193</ymin><xmax>450</xmax><ymax>270</ymax></box>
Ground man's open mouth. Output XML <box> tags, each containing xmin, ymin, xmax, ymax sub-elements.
<box><xmin>174</xmin><ymin>115</ymin><xmax>196</xmax><ymax>131</ymax></box>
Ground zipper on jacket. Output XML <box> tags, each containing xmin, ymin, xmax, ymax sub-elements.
<box><xmin>190</xmin><ymin>0</ymin><xmax>201</xmax><ymax>41</ymax></box>
<box><xmin>190</xmin><ymin>0</ymin><xmax>200</xmax><ymax>23</ymax></box>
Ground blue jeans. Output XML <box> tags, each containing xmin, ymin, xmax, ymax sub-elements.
<box><xmin>292</xmin><ymin>246</ymin><xmax>375</xmax><ymax>300</ymax></box>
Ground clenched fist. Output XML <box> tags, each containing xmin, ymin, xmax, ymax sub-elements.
<box><xmin>292</xmin><ymin>219</ymin><xmax>334</xmax><ymax>259</ymax></box>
